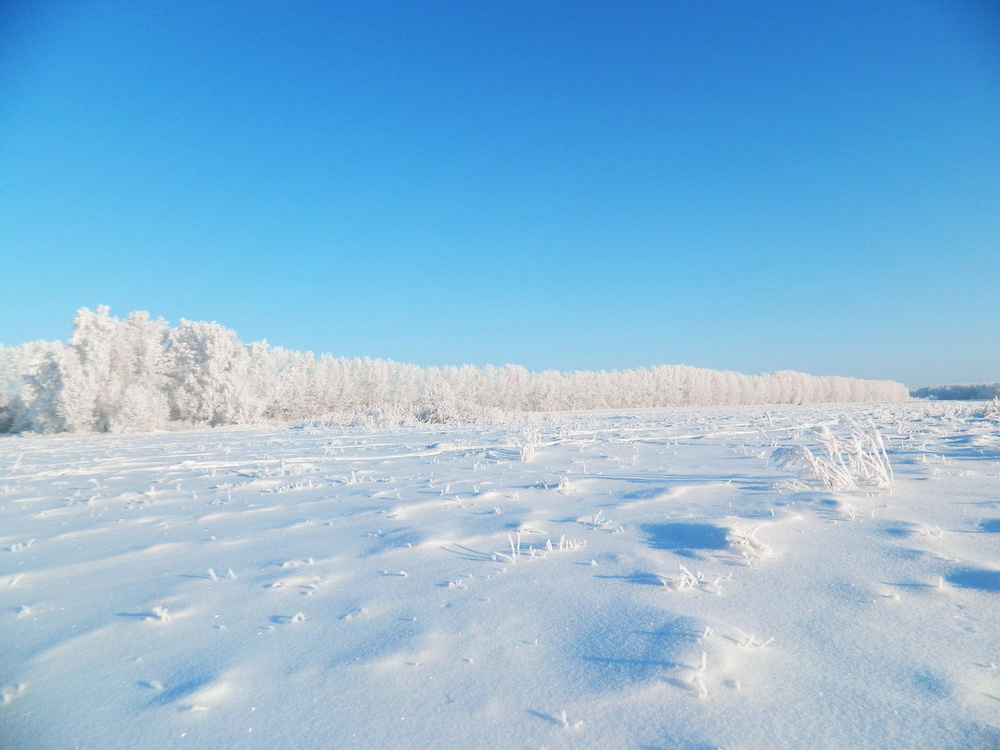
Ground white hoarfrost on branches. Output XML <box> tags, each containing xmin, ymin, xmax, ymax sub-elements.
<box><xmin>1</xmin><ymin>307</ymin><xmax>911</xmax><ymax>434</ymax></box>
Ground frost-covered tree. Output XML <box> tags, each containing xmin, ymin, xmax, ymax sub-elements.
<box><xmin>1</xmin><ymin>340</ymin><xmax>63</xmax><ymax>431</ymax></box>
<box><xmin>61</xmin><ymin>307</ymin><xmax>172</xmax><ymax>431</ymax></box>
<box><xmin>20</xmin><ymin>348</ymin><xmax>71</xmax><ymax>433</ymax></box>
<box><xmin>0</xmin><ymin>307</ymin><xmax>912</xmax><ymax>433</ymax></box>
<box><xmin>166</xmin><ymin>319</ymin><xmax>263</xmax><ymax>425</ymax></box>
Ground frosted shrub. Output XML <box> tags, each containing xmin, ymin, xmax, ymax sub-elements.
<box><xmin>773</xmin><ymin>418</ymin><xmax>893</xmax><ymax>491</ymax></box>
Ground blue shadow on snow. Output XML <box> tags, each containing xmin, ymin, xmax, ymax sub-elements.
<box><xmin>947</xmin><ymin>567</ymin><xmax>1000</xmax><ymax>593</ymax></box>
<box><xmin>641</xmin><ymin>522</ymin><xmax>728</xmax><ymax>551</ymax></box>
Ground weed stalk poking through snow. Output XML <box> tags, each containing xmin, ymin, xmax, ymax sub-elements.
<box><xmin>772</xmin><ymin>418</ymin><xmax>893</xmax><ymax>491</ymax></box>
<box><xmin>727</xmin><ymin>525</ymin><xmax>773</xmax><ymax>565</ymax></box>
<box><xmin>518</xmin><ymin>428</ymin><xmax>540</xmax><ymax>462</ymax></box>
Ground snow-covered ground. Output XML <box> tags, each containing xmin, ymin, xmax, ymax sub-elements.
<box><xmin>2</xmin><ymin>402</ymin><xmax>999</xmax><ymax>749</ymax></box>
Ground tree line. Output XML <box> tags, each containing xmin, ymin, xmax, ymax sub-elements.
<box><xmin>910</xmin><ymin>383</ymin><xmax>1000</xmax><ymax>401</ymax></box>
<box><xmin>0</xmin><ymin>307</ymin><xmax>910</xmax><ymax>433</ymax></box>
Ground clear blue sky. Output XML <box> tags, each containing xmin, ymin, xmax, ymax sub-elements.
<box><xmin>2</xmin><ymin>1</ymin><xmax>998</xmax><ymax>388</ymax></box>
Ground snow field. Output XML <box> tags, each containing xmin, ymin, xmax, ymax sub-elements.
<box><xmin>1</xmin><ymin>402</ymin><xmax>999</xmax><ymax>748</ymax></box>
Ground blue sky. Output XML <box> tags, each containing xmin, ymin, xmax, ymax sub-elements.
<box><xmin>2</xmin><ymin>1</ymin><xmax>998</xmax><ymax>388</ymax></box>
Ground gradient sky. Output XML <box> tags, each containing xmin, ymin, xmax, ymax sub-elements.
<box><xmin>2</xmin><ymin>1</ymin><xmax>998</xmax><ymax>388</ymax></box>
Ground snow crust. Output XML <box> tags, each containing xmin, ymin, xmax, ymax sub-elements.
<box><xmin>2</xmin><ymin>402</ymin><xmax>999</xmax><ymax>748</ymax></box>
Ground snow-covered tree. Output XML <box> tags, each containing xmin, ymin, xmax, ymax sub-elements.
<box><xmin>166</xmin><ymin>319</ymin><xmax>263</xmax><ymax>425</ymax></box>
<box><xmin>0</xmin><ymin>307</ymin><xmax>912</xmax><ymax>433</ymax></box>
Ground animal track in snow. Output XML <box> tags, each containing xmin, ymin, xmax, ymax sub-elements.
<box><xmin>527</xmin><ymin>708</ymin><xmax>585</xmax><ymax>729</ymax></box>
<box><xmin>155</xmin><ymin>676</ymin><xmax>233</xmax><ymax>712</ymax></box>
<box><xmin>883</xmin><ymin>520</ymin><xmax>944</xmax><ymax>539</ymax></box>
<box><xmin>341</xmin><ymin>606</ymin><xmax>369</xmax><ymax>621</ymax></box>
<box><xmin>271</xmin><ymin>612</ymin><xmax>307</xmax><ymax>625</ymax></box>
<box><xmin>264</xmin><ymin>573</ymin><xmax>330</xmax><ymax>595</ymax></box>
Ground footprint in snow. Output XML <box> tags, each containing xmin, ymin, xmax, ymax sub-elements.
<box><xmin>271</xmin><ymin>612</ymin><xmax>307</xmax><ymax>625</ymax></box>
<box><xmin>527</xmin><ymin>709</ymin><xmax>584</xmax><ymax>729</ymax></box>
<box><xmin>118</xmin><ymin>606</ymin><xmax>171</xmax><ymax>622</ymax></box>
<box><xmin>156</xmin><ymin>677</ymin><xmax>232</xmax><ymax>711</ymax></box>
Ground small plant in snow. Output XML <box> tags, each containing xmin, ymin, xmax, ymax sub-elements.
<box><xmin>558</xmin><ymin>710</ymin><xmax>584</xmax><ymax>729</ymax></box>
<box><xmin>669</xmin><ymin>565</ymin><xmax>701</xmax><ymax>591</ymax></box>
<box><xmin>772</xmin><ymin>418</ymin><xmax>893</xmax><ymax>491</ymax></box>
<box><xmin>495</xmin><ymin>532</ymin><xmax>523</xmax><ymax>563</ymax></box>
<box><xmin>665</xmin><ymin>566</ymin><xmax>730</xmax><ymax>593</ymax></box>
<box><xmin>584</xmin><ymin>510</ymin><xmax>624</xmax><ymax>533</ymax></box>
<box><xmin>518</xmin><ymin>428</ymin><xmax>540</xmax><ymax>462</ymax></box>
<box><xmin>547</xmin><ymin>535</ymin><xmax>584</xmax><ymax>551</ymax></box>
<box><xmin>727</xmin><ymin>524</ymin><xmax>773</xmax><ymax>565</ymax></box>
<box><xmin>493</xmin><ymin>533</ymin><xmax>584</xmax><ymax>563</ymax></box>
<box><xmin>148</xmin><ymin>606</ymin><xmax>171</xmax><ymax>622</ymax></box>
